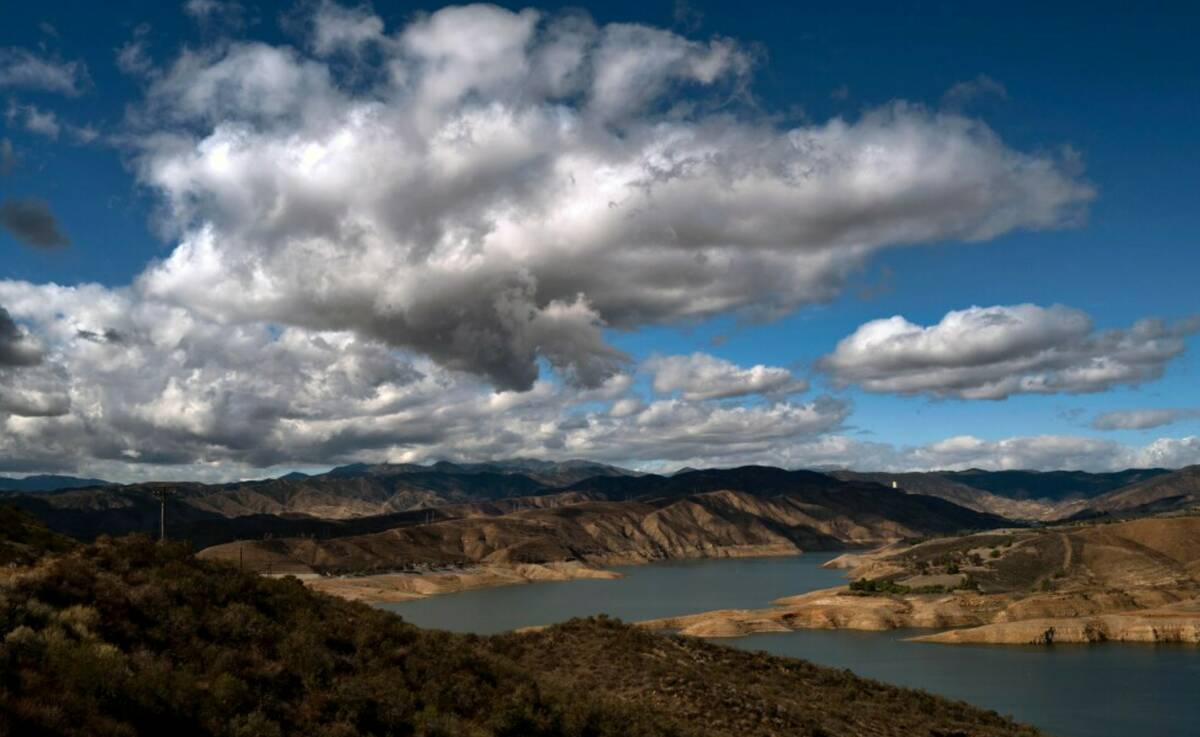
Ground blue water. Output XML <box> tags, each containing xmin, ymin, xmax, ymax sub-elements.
<box><xmin>379</xmin><ymin>554</ymin><xmax>1200</xmax><ymax>737</ymax></box>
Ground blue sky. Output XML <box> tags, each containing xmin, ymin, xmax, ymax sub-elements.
<box><xmin>0</xmin><ymin>1</ymin><xmax>1198</xmax><ymax>480</ymax></box>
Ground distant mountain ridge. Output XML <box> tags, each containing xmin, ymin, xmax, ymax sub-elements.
<box><xmin>833</xmin><ymin>468</ymin><xmax>1170</xmax><ymax>521</ymax></box>
<box><xmin>0</xmin><ymin>475</ymin><xmax>110</xmax><ymax>493</ymax></box>
<box><xmin>4</xmin><ymin>461</ymin><xmax>1196</xmax><ymax>552</ymax></box>
<box><xmin>1070</xmin><ymin>465</ymin><xmax>1200</xmax><ymax>519</ymax></box>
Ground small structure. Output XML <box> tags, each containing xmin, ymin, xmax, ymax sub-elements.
<box><xmin>891</xmin><ymin>480</ymin><xmax>898</xmax><ymax>489</ymax></box>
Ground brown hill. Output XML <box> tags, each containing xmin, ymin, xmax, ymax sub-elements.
<box><xmin>198</xmin><ymin>482</ymin><xmax>1005</xmax><ymax>577</ymax></box>
<box><xmin>643</xmin><ymin>515</ymin><xmax>1200</xmax><ymax>645</ymax></box>
<box><xmin>1072</xmin><ymin>465</ymin><xmax>1200</xmax><ymax>518</ymax></box>
<box><xmin>833</xmin><ymin>468</ymin><xmax>1169</xmax><ymax>521</ymax></box>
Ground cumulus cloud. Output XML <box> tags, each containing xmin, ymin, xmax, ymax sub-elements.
<box><xmin>1092</xmin><ymin>408</ymin><xmax>1200</xmax><ymax>431</ymax></box>
<box><xmin>2</xmin><ymin>277</ymin><xmax>1197</xmax><ymax>479</ymax></box>
<box><xmin>0</xmin><ymin>5</ymin><xmax>1128</xmax><ymax>480</ymax></box>
<box><xmin>119</xmin><ymin>4</ymin><xmax>1091</xmax><ymax>393</ymax></box>
<box><xmin>0</xmin><ymin>279</ymin><xmax>852</xmax><ymax>478</ymax></box>
<box><xmin>0</xmin><ymin>48</ymin><xmax>89</xmax><ymax>95</ymax></box>
<box><xmin>0</xmin><ymin>199</ymin><xmax>70</xmax><ymax>248</ymax></box>
<box><xmin>819</xmin><ymin>304</ymin><xmax>1200</xmax><ymax>399</ymax></box>
<box><xmin>647</xmin><ymin>352</ymin><xmax>804</xmax><ymax>400</ymax></box>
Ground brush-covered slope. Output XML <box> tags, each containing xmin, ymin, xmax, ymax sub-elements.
<box><xmin>0</xmin><ymin>527</ymin><xmax>1042</xmax><ymax>737</ymax></box>
<box><xmin>0</xmin><ymin>505</ymin><xmax>76</xmax><ymax>566</ymax></box>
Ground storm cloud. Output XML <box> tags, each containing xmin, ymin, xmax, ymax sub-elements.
<box><xmin>1</xmin><ymin>199</ymin><xmax>70</xmax><ymax>248</ymax></box>
<box><xmin>0</xmin><ymin>306</ymin><xmax>42</xmax><ymax>367</ymax></box>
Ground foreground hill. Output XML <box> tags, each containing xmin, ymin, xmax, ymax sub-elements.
<box><xmin>833</xmin><ymin>468</ymin><xmax>1168</xmax><ymax>520</ymax></box>
<box><xmin>644</xmin><ymin>515</ymin><xmax>1200</xmax><ymax>644</ymax></box>
<box><xmin>0</xmin><ymin>522</ymin><xmax>1042</xmax><ymax>737</ymax></box>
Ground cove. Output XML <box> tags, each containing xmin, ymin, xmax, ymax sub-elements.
<box><xmin>378</xmin><ymin>554</ymin><xmax>1200</xmax><ymax>737</ymax></box>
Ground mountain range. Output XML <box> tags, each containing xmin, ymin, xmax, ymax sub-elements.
<box><xmin>3</xmin><ymin>461</ymin><xmax>1198</xmax><ymax>575</ymax></box>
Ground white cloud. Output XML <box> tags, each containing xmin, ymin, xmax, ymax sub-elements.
<box><xmin>2</xmin><ymin>279</ymin><xmax>1197</xmax><ymax>480</ymax></box>
<box><xmin>0</xmin><ymin>6</ymin><xmax>1133</xmax><ymax>481</ymax></box>
<box><xmin>310</xmin><ymin>1</ymin><xmax>387</xmax><ymax>56</ymax></box>
<box><xmin>647</xmin><ymin>352</ymin><xmax>803</xmax><ymax>400</ymax></box>
<box><xmin>0</xmin><ymin>48</ymin><xmax>89</xmax><ymax>95</ymax></box>
<box><xmin>120</xmin><ymin>4</ymin><xmax>1091</xmax><ymax>393</ymax></box>
<box><xmin>1092</xmin><ymin>408</ymin><xmax>1200</xmax><ymax>431</ymax></box>
<box><xmin>941</xmin><ymin>74</ymin><xmax>1008</xmax><ymax>110</ymax></box>
<box><xmin>7</xmin><ymin>102</ymin><xmax>61</xmax><ymax>138</ymax></box>
<box><xmin>0</xmin><ymin>280</ymin><xmax>848</xmax><ymax>479</ymax></box>
<box><xmin>819</xmin><ymin>304</ymin><xmax>1199</xmax><ymax>399</ymax></box>
<box><xmin>691</xmin><ymin>433</ymin><xmax>1200</xmax><ymax>474</ymax></box>
<box><xmin>183</xmin><ymin>0</ymin><xmax>245</xmax><ymax>30</ymax></box>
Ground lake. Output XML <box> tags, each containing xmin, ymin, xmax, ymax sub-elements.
<box><xmin>379</xmin><ymin>554</ymin><xmax>1200</xmax><ymax>737</ymax></box>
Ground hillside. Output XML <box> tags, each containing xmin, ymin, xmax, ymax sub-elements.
<box><xmin>833</xmin><ymin>468</ymin><xmax>1169</xmax><ymax>521</ymax></box>
<box><xmin>197</xmin><ymin>474</ymin><xmax>1006</xmax><ymax>601</ymax></box>
<box><xmin>0</xmin><ymin>521</ymin><xmax>1043</xmax><ymax>737</ymax></box>
<box><xmin>643</xmin><ymin>515</ymin><xmax>1200</xmax><ymax>644</ymax></box>
<box><xmin>1071</xmin><ymin>465</ymin><xmax>1200</xmax><ymax>519</ymax></box>
<box><xmin>0</xmin><ymin>460</ymin><xmax>638</xmax><ymax>543</ymax></box>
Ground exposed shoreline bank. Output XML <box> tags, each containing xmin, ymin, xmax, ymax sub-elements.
<box><xmin>294</xmin><ymin>544</ymin><xmax>814</xmax><ymax>603</ymax></box>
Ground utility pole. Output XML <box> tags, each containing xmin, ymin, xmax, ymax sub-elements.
<box><xmin>152</xmin><ymin>489</ymin><xmax>170</xmax><ymax>541</ymax></box>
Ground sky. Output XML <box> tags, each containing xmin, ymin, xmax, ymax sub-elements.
<box><xmin>0</xmin><ymin>0</ymin><xmax>1198</xmax><ymax>482</ymax></box>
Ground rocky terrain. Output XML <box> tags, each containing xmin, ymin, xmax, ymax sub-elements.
<box><xmin>642</xmin><ymin>515</ymin><xmax>1200</xmax><ymax>645</ymax></box>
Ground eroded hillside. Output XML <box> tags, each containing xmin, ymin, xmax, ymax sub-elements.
<box><xmin>643</xmin><ymin>515</ymin><xmax>1200</xmax><ymax>644</ymax></box>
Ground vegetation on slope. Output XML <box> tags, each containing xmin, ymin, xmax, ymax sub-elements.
<box><xmin>0</xmin><ymin>510</ymin><xmax>1043</xmax><ymax>737</ymax></box>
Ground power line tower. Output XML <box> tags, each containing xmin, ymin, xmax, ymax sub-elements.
<box><xmin>152</xmin><ymin>489</ymin><xmax>170</xmax><ymax>542</ymax></box>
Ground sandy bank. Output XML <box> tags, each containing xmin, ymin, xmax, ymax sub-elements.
<box><xmin>640</xmin><ymin>587</ymin><xmax>1200</xmax><ymax>644</ymax></box>
<box><xmin>910</xmin><ymin>612</ymin><xmax>1200</xmax><ymax>644</ymax></box>
<box><xmin>303</xmin><ymin>561</ymin><xmax>620</xmax><ymax>603</ymax></box>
